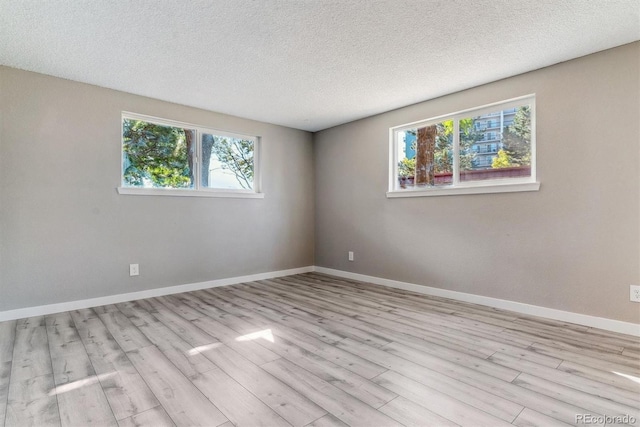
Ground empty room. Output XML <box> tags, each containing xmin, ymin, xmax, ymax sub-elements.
<box><xmin>1</xmin><ymin>1</ymin><xmax>639</xmax><ymax>426</ymax></box>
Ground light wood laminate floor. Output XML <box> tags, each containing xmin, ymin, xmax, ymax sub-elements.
<box><xmin>1</xmin><ymin>273</ymin><xmax>639</xmax><ymax>427</ymax></box>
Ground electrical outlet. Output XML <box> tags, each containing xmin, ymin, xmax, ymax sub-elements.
<box><xmin>129</xmin><ymin>263</ymin><xmax>139</xmax><ymax>276</ymax></box>
<box><xmin>348</xmin><ymin>251</ymin><xmax>354</xmax><ymax>262</ymax></box>
<box><xmin>631</xmin><ymin>285</ymin><xmax>640</xmax><ymax>302</ymax></box>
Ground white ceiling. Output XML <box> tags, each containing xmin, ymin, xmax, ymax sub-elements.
<box><xmin>1</xmin><ymin>1</ymin><xmax>638</xmax><ymax>132</ymax></box>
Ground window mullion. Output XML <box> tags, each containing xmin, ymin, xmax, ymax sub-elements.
<box><xmin>194</xmin><ymin>129</ymin><xmax>201</xmax><ymax>190</ymax></box>
<box><xmin>453</xmin><ymin>119</ymin><xmax>460</xmax><ymax>185</ymax></box>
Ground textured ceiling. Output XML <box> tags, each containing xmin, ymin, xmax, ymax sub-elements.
<box><xmin>1</xmin><ymin>1</ymin><xmax>638</xmax><ymax>132</ymax></box>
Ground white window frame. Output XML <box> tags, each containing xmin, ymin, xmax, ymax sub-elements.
<box><xmin>117</xmin><ymin>112</ymin><xmax>263</xmax><ymax>198</ymax></box>
<box><xmin>387</xmin><ymin>94</ymin><xmax>540</xmax><ymax>198</ymax></box>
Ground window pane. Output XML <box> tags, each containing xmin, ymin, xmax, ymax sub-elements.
<box><xmin>202</xmin><ymin>133</ymin><xmax>254</xmax><ymax>190</ymax></box>
<box><xmin>122</xmin><ymin>119</ymin><xmax>194</xmax><ymax>188</ymax></box>
<box><xmin>460</xmin><ymin>105</ymin><xmax>532</xmax><ymax>182</ymax></box>
<box><xmin>396</xmin><ymin>120</ymin><xmax>453</xmax><ymax>189</ymax></box>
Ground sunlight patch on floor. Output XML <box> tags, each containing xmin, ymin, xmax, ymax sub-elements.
<box><xmin>235</xmin><ymin>329</ymin><xmax>274</xmax><ymax>343</ymax></box>
<box><xmin>612</xmin><ymin>371</ymin><xmax>640</xmax><ymax>385</ymax></box>
<box><xmin>187</xmin><ymin>342</ymin><xmax>223</xmax><ymax>356</ymax></box>
<box><xmin>48</xmin><ymin>372</ymin><xmax>116</xmax><ymax>396</ymax></box>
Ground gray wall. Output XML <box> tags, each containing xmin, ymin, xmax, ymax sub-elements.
<box><xmin>314</xmin><ymin>42</ymin><xmax>640</xmax><ymax>323</ymax></box>
<box><xmin>2</xmin><ymin>43</ymin><xmax>639</xmax><ymax>324</ymax></box>
<box><xmin>0</xmin><ymin>66</ymin><xmax>314</xmax><ymax>311</ymax></box>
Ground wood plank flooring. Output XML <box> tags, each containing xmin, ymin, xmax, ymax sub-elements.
<box><xmin>0</xmin><ymin>272</ymin><xmax>638</xmax><ymax>427</ymax></box>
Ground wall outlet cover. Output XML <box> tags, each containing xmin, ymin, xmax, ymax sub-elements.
<box><xmin>129</xmin><ymin>263</ymin><xmax>139</xmax><ymax>277</ymax></box>
<box><xmin>630</xmin><ymin>285</ymin><xmax>640</xmax><ymax>302</ymax></box>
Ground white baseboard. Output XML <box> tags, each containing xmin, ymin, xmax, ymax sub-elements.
<box><xmin>0</xmin><ymin>266</ymin><xmax>314</xmax><ymax>322</ymax></box>
<box><xmin>314</xmin><ymin>267</ymin><xmax>640</xmax><ymax>337</ymax></box>
<box><xmin>3</xmin><ymin>264</ymin><xmax>638</xmax><ymax>337</ymax></box>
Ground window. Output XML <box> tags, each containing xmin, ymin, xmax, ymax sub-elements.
<box><xmin>389</xmin><ymin>95</ymin><xmax>539</xmax><ymax>197</ymax></box>
<box><xmin>118</xmin><ymin>113</ymin><xmax>261</xmax><ymax>198</ymax></box>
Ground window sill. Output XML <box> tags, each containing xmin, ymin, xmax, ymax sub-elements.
<box><xmin>386</xmin><ymin>181</ymin><xmax>540</xmax><ymax>198</ymax></box>
<box><xmin>117</xmin><ymin>187</ymin><xmax>265</xmax><ymax>199</ymax></box>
